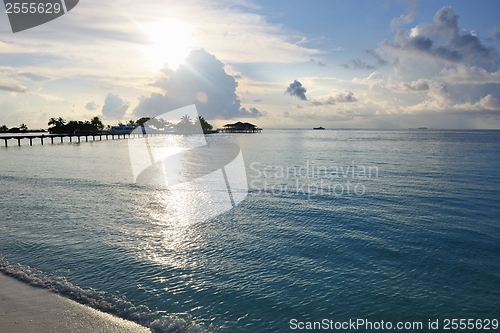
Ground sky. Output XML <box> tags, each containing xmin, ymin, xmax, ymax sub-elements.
<box><xmin>1</xmin><ymin>0</ymin><xmax>500</xmax><ymax>129</ymax></box>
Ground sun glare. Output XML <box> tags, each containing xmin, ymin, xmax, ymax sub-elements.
<box><xmin>142</xmin><ymin>20</ymin><xmax>193</xmax><ymax>70</ymax></box>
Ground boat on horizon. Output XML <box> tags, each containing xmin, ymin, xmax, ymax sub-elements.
<box><xmin>313</xmin><ymin>126</ymin><xmax>325</xmax><ymax>130</ymax></box>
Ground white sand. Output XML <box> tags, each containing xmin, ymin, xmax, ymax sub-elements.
<box><xmin>0</xmin><ymin>273</ymin><xmax>151</xmax><ymax>333</ymax></box>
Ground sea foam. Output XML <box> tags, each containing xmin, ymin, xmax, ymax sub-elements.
<box><xmin>0</xmin><ymin>256</ymin><xmax>205</xmax><ymax>333</ymax></box>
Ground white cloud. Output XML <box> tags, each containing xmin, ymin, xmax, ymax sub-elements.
<box><xmin>476</xmin><ymin>94</ymin><xmax>500</xmax><ymax>110</ymax></box>
<box><xmin>134</xmin><ymin>49</ymin><xmax>264</xmax><ymax>120</ymax></box>
<box><xmin>102</xmin><ymin>93</ymin><xmax>130</xmax><ymax>119</ymax></box>
<box><xmin>16</xmin><ymin>72</ymin><xmax>52</xmax><ymax>82</ymax></box>
<box><xmin>353</xmin><ymin>71</ymin><xmax>385</xmax><ymax>85</ymax></box>
<box><xmin>383</xmin><ymin>6</ymin><xmax>498</xmax><ymax>64</ymax></box>
<box><xmin>439</xmin><ymin>66</ymin><xmax>500</xmax><ymax>84</ymax></box>
<box><xmin>85</xmin><ymin>101</ymin><xmax>99</xmax><ymax>111</ymax></box>
<box><xmin>391</xmin><ymin>0</ymin><xmax>418</xmax><ymax>29</ymax></box>
<box><xmin>393</xmin><ymin>79</ymin><xmax>430</xmax><ymax>92</ymax></box>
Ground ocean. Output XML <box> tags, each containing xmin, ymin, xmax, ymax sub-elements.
<box><xmin>0</xmin><ymin>129</ymin><xmax>499</xmax><ymax>332</ymax></box>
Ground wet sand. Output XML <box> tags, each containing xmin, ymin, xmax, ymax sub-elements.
<box><xmin>0</xmin><ymin>273</ymin><xmax>150</xmax><ymax>333</ymax></box>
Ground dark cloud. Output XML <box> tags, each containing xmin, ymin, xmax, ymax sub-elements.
<box><xmin>398</xmin><ymin>80</ymin><xmax>430</xmax><ymax>91</ymax></box>
<box><xmin>0</xmin><ymin>85</ymin><xmax>28</xmax><ymax>93</ymax></box>
<box><xmin>102</xmin><ymin>93</ymin><xmax>129</xmax><ymax>119</ymax></box>
<box><xmin>310</xmin><ymin>59</ymin><xmax>326</xmax><ymax>67</ymax></box>
<box><xmin>310</xmin><ymin>92</ymin><xmax>357</xmax><ymax>106</ymax></box>
<box><xmin>383</xmin><ymin>6</ymin><xmax>498</xmax><ymax>64</ymax></box>
<box><xmin>342</xmin><ymin>50</ymin><xmax>387</xmax><ymax>70</ymax></box>
<box><xmin>17</xmin><ymin>72</ymin><xmax>51</xmax><ymax>82</ymax></box>
<box><xmin>365</xmin><ymin>49</ymin><xmax>388</xmax><ymax>66</ymax></box>
<box><xmin>310</xmin><ymin>96</ymin><xmax>336</xmax><ymax>106</ymax></box>
<box><xmin>253</xmin><ymin>99</ymin><xmax>262</xmax><ymax>102</ymax></box>
<box><xmin>285</xmin><ymin>80</ymin><xmax>307</xmax><ymax>100</ymax></box>
<box><xmin>85</xmin><ymin>101</ymin><xmax>99</xmax><ymax>111</ymax></box>
<box><xmin>241</xmin><ymin>107</ymin><xmax>264</xmax><ymax>117</ymax></box>
<box><xmin>341</xmin><ymin>58</ymin><xmax>376</xmax><ymax>70</ymax></box>
<box><xmin>134</xmin><ymin>49</ymin><xmax>264</xmax><ymax>119</ymax></box>
<box><xmin>335</xmin><ymin>91</ymin><xmax>358</xmax><ymax>103</ymax></box>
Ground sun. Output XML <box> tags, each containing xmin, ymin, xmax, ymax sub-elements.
<box><xmin>141</xmin><ymin>20</ymin><xmax>193</xmax><ymax>70</ymax></box>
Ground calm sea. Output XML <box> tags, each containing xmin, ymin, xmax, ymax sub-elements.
<box><xmin>0</xmin><ymin>129</ymin><xmax>499</xmax><ymax>332</ymax></box>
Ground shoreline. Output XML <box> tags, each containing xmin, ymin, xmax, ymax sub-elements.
<box><xmin>0</xmin><ymin>272</ymin><xmax>150</xmax><ymax>333</ymax></box>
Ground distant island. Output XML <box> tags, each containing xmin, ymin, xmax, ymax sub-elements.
<box><xmin>1</xmin><ymin>116</ymin><xmax>262</xmax><ymax>135</ymax></box>
<box><xmin>1</xmin><ymin>115</ymin><xmax>216</xmax><ymax>135</ymax></box>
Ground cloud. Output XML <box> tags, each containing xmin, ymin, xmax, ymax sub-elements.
<box><xmin>134</xmin><ymin>49</ymin><xmax>264</xmax><ymax>119</ymax></box>
<box><xmin>253</xmin><ymin>99</ymin><xmax>262</xmax><ymax>102</ymax></box>
<box><xmin>241</xmin><ymin>107</ymin><xmax>265</xmax><ymax>117</ymax></box>
<box><xmin>85</xmin><ymin>101</ymin><xmax>99</xmax><ymax>111</ymax></box>
<box><xmin>353</xmin><ymin>71</ymin><xmax>385</xmax><ymax>85</ymax></box>
<box><xmin>16</xmin><ymin>72</ymin><xmax>51</xmax><ymax>82</ymax></box>
<box><xmin>341</xmin><ymin>58</ymin><xmax>376</xmax><ymax>70</ymax></box>
<box><xmin>310</xmin><ymin>91</ymin><xmax>358</xmax><ymax>106</ymax></box>
<box><xmin>391</xmin><ymin>0</ymin><xmax>418</xmax><ymax>29</ymax></box>
<box><xmin>342</xmin><ymin>50</ymin><xmax>387</xmax><ymax>70</ymax></box>
<box><xmin>396</xmin><ymin>79</ymin><xmax>430</xmax><ymax>92</ymax></box>
<box><xmin>383</xmin><ymin>6</ymin><xmax>498</xmax><ymax>64</ymax></box>
<box><xmin>310</xmin><ymin>59</ymin><xmax>326</xmax><ymax>67</ymax></box>
<box><xmin>285</xmin><ymin>80</ymin><xmax>307</xmax><ymax>100</ymax></box>
<box><xmin>364</xmin><ymin>49</ymin><xmax>388</xmax><ymax>66</ymax></box>
<box><xmin>310</xmin><ymin>96</ymin><xmax>336</xmax><ymax>106</ymax></box>
<box><xmin>489</xmin><ymin>27</ymin><xmax>500</xmax><ymax>41</ymax></box>
<box><xmin>102</xmin><ymin>93</ymin><xmax>129</xmax><ymax>119</ymax></box>
<box><xmin>335</xmin><ymin>91</ymin><xmax>358</xmax><ymax>103</ymax></box>
<box><xmin>0</xmin><ymin>85</ymin><xmax>28</xmax><ymax>93</ymax></box>
<box><xmin>439</xmin><ymin>66</ymin><xmax>500</xmax><ymax>84</ymax></box>
<box><xmin>427</xmin><ymin>82</ymin><xmax>450</xmax><ymax>104</ymax></box>
<box><xmin>477</xmin><ymin>94</ymin><xmax>500</xmax><ymax>110</ymax></box>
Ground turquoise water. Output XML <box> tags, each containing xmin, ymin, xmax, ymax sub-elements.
<box><xmin>0</xmin><ymin>130</ymin><xmax>499</xmax><ymax>332</ymax></box>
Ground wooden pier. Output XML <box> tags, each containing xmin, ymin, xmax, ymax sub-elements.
<box><xmin>0</xmin><ymin>132</ymin><xmax>161</xmax><ymax>147</ymax></box>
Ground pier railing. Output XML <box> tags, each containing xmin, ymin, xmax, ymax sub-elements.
<box><xmin>1</xmin><ymin>132</ymin><xmax>157</xmax><ymax>147</ymax></box>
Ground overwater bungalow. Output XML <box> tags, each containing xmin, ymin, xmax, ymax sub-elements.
<box><xmin>219</xmin><ymin>122</ymin><xmax>262</xmax><ymax>133</ymax></box>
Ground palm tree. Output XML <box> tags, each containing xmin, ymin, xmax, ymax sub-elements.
<box><xmin>177</xmin><ymin>115</ymin><xmax>194</xmax><ymax>132</ymax></box>
<box><xmin>48</xmin><ymin>117</ymin><xmax>57</xmax><ymax>127</ymax></box>
<box><xmin>90</xmin><ymin>116</ymin><xmax>104</xmax><ymax>130</ymax></box>
<box><xmin>195</xmin><ymin>116</ymin><xmax>213</xmax><ymax>131</ymax></box>
<box><xmin>0</xmin><ymin>125</ymin><xmax>8</xmax><ymax>132</ymax></box>
<box><xmin>48</xmin><ymin>117</ymin><xmax>66</xmax><ymax>128</ymax></box>
<box><xmin>179</xmin><ymin>115</ymin><xmax>192</xmax><ymax>124</ymax></box>
<box><xmin>56</xmin><ymin>117</ymin><xmax>66</xmax><ymax>126</ymax></box>
<box><xmin>19</xmin><ymin>123</ymin><xmax>28</xmax><ymax>131</ymax></box>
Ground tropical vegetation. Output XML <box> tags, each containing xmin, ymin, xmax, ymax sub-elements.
<box><xmin>48</xmin><ymin>116</ymin><xmax>105</xmax><ymax>134</ymax></box>
<box><xmin>127</xmin><ymin>115</ymin><xmax>214</xmax><ymax>133</ymax></box>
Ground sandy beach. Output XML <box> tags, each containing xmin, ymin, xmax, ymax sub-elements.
<box><xmin>0</xmin><ymin>273</ymin><xmax>150</xmax><ymax>333</ymax></box>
